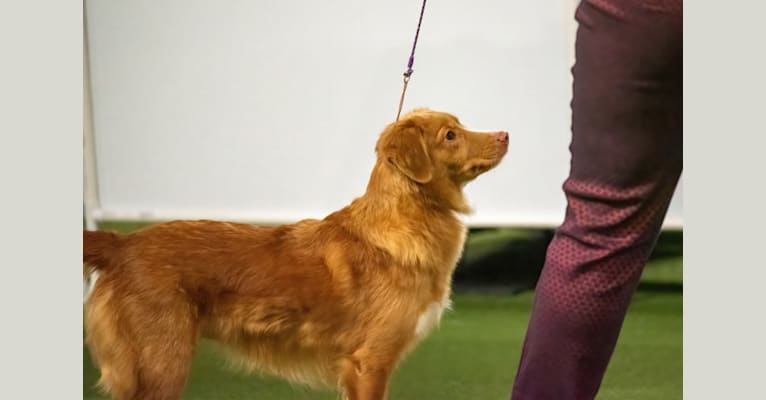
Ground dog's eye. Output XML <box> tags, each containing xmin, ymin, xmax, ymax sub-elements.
<box><xmin>445</xmin><ymin>131</ymin><xmax>456</xmax><ymax>141</ymax></box>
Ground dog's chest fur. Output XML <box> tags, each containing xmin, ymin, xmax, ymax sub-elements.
<box><xmin>414</xmin><ymin>295</ymin><xmax>452</xmax><ymax>340</ymax></box>
<box><xmin>409</xmin><ymin>226</ymin><xmax>465</xmax><ymax>341</ymax></box>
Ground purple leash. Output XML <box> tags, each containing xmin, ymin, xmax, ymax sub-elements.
<box><xmin>396</xmin><ymin>0</ymin><xmax>428</xmax><ymax>121</ymax></box>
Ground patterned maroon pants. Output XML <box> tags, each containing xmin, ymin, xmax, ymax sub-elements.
<box><xmin>511</xmin><ymin>1</ymin><xmax>682</xmax><ymax>399</ymax></box>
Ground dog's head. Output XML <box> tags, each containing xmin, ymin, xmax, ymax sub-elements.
<box><xmin>374</xmin><ymin>109</ymin><xmax>508</xmax><ymax>211</ymax></box>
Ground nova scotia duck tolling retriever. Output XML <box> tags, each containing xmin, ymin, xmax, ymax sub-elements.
<box><xmin>83</xmin><ymin>108</ymin><xmax>509</xmax><ymax>400</ymax></box>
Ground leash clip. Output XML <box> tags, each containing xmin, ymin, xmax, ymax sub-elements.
<box><xmin>403</xmin><ymin>68</ymin><xmax>413</xmax><ymax>82</ymax></box>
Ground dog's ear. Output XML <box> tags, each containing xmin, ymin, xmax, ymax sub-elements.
<box><xmin>378</xmin><ymin>123</ymin><xmax>433</xmax><ymax>184</ymax></box>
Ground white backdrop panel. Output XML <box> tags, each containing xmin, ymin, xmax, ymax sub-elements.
<box><xmin>85</xmin><ymin>0</ymin><xmax>682</xmax><ymax>227</ymax></box>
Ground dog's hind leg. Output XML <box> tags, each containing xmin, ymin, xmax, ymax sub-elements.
<box><xmin>85</xmin><ymin>285</ymin><xmax>139</xmax><ymax>400</ymax></box>
<box><xmin>129</xmin><ymin>297</ymin><xmax>199</xmax><ymax>400</ymax></box>
<box><xmin>86</xmin><ymin>282</ymin><xmax>199</xmax><ymax>400</ymax></box>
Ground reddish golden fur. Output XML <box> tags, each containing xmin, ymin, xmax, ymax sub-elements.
<box><xmin>83</xmin><ymin>109</ymin><xmax>508</xmax><ymax>400</ymax></box>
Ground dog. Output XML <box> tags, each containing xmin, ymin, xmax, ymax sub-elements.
<box><xmin>83</xmin><ymin>109</ymin><xmax>509</xmax><ymax>400</ymax></box>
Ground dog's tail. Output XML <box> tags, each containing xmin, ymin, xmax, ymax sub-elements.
<box><xmin>83</xmin><ymin>230</ymin><xmax>123</xmax><ymax>277</ymax></box>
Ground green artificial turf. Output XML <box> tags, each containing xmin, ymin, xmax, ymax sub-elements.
<box><xmin>84</xmin><ymin>222</ymin><xmax>681</xmax><ymax>399</ymax></box>
<box><xmin>84</xmin><ymin>288</ymin><xmax>681</xmax><ymax>400</ymax></box>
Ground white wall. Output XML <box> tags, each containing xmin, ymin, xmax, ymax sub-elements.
<box><xmin>84</xmin><ymin>0</ymin><xmax>682</xmax><ymax>228</ymax></box>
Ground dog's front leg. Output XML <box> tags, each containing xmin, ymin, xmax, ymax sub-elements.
<box><xmin>341</xmin><ymin>367</ymin><xmax>391</xmax><ymax>400</ymax></box>
<box><xmin>339</xmin><ymin>355</ymin><xmax>394</xmax><ymax>400</ymax></box>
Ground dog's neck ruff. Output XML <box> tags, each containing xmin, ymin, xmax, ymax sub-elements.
<box><xmin>341</xmin><ymin>161</ymin><xmax>468</xmax><ymax>268</ymax></box>
<box><xmin>364</xmin><ymin>160</ymin><xmax>470</xmax><ymax>216</ymax></box>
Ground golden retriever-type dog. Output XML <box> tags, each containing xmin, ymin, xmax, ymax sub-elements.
<box><xmin>83</xmin><ymin>109</ymin><xmax>509</xmax><ymax>400</ymax></box>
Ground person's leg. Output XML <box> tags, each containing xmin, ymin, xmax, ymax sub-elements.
<box><xmin>511</xmin><ymin>1</ymin><xmax>682</xmax><ymax>399</ymax></box>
